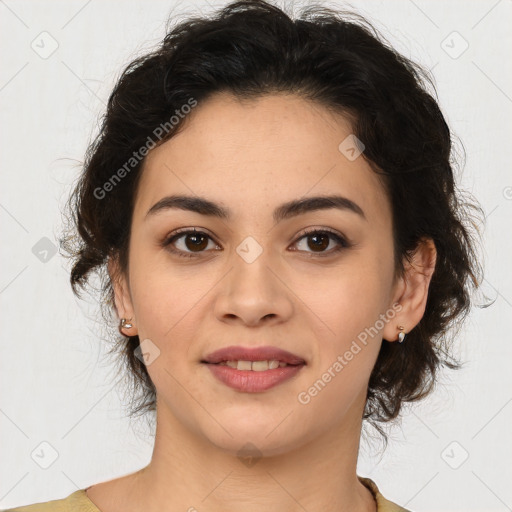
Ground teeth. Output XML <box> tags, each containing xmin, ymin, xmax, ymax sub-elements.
<box><xmin>251</xmin><ymin>360</ymin><xmax>270</xmax><ymax>371</ymax></box>
<box><xmin>237</xmin><ymin>360</ymin><xmax>253</xmax><ymax>371</ymax></box>
<box><xmin>217</xmin><ymin>359</ymin><xmax>287</xmax><ymax>370</ymax></box>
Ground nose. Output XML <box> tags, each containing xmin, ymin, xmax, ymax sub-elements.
<box><xmin>213</xmin><ymin>250</ymin><xmax>294</xmax><ymax>327</ymax></box>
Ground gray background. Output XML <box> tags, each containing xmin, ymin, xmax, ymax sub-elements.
<box><xmin>1</xmin><ymin>1</ymin><xmax>511</xmax><ymax>510</ymax></box>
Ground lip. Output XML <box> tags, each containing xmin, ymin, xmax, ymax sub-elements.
<box><xmin>201</xmin><ymin>345</ymin><xmax>306</xmax><ymax>393</ymax></box>
<box><xmin>201</xmin><ymin>345</ymin><xmax>306</xmax><ymax>365</ymax></box>
<box><xmin>204</xmin><ymin>363</ymin><xmax>305</xmax><ymax>392</ymax></box>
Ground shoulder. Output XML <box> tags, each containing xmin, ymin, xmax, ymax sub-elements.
<box><xmin>359</xmin><ymin>476</ymin><xmax>412</xmax><ymax>512</ymax></box>
<box><xmin>1</xmin><ymin>489</ymin><xmax>100</xmax><ymax>512</ymax></box>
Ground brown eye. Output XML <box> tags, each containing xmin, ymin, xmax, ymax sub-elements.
<box><xmin>162</xmin><ymin>229</ymin><xmax>219</xmax><ymax>258</ymax></box>
<box><xmin>181</xmin><ymin>232</ymin><xmax>209</xmax><ymax>252</ymax></box>
<box><xmin>306</xmin><ymin>232</ymin><xmax>330</xmax><ymax>251</ymax></box>
<box><xmin>291</xmin><ymin>229</ymin><xmax>350</xmax><ymax>256</ymax></box>
<box><xmin>162</xmin><ymin>227</ymin><xmax>350</xmax><ymax>259</ymax></box>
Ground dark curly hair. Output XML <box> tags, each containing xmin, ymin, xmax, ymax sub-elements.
<box><xmin>59</xmin><ymin>0</ymin><xmax>485</xmax><ymax>442</ymax></box>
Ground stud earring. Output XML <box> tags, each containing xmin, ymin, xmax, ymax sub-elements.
<box><xmin>120</xmin><ymin>318</ymin><xmax>133</xmax><ymax>329</ymax></box>
<box><xmin>397</xmin><ymin>325</ymin><xmax>406</xmax><ymax>343</ymax></box>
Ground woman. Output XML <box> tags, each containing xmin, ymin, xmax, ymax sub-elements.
<box><xmin>4</xmin><ymin>1</ymin><xmax>483</xmax><ymax>511</ymax></box>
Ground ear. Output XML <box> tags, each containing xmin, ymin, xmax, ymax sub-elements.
<box><xmin>107</xmin><ymin>255</ymin><xmax>138</xmax><ymax>336</ymax></box>
<box><xmin>383</xmin><ymin>237</ymin><xmax>437</xmax><ymax>342</ymax></box>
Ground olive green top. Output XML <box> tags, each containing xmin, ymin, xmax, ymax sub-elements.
<box><xmin>2</xmin><ymin>476</ymin><xmax>411</xmax><ymax>512</ymax></box>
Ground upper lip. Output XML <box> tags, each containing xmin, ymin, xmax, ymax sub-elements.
<box><xmin>202</xmin><ymin>345</ymin><xmax>306</xmax><ymax>365</ymax></box>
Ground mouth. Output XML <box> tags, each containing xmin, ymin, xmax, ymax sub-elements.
<box><xmin>201</xmin><ymin>345</ymin><xmax>306</xmax><ymax>392</ymax></box>
<box><xmin>201</xmin><ymin>345</ymin><xmax>306</xmax><ymax>366</ymax></box>
<box><xmin>202</xmin><ymin>361</ymin><xmax>305</xmax><ymax>393</ymax></box>
<box><xmin>203</xmin><ymin>359</ymin><xmax>303</xmax><ymax>370</ymax></box>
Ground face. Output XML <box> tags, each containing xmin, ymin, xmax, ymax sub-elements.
<box><xmin>111</xmin><ymin>92</ymin><xmax>408</xmax><ymax>457</ymax></box>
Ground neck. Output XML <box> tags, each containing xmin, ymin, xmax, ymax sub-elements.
<box><xmin>119</xmin><ymin>391</ymin><xmax>376</xmax><ymax>512</ymax></box>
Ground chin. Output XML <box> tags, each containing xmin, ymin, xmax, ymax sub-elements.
<box><xmin>199</xmin><ymin>413</ymin><xmax>313</xmax><ymax>460</ymax></box>
<box><xmin>209</xmin><ymin>431</ymin><xmax>301</xmax><ymax>460</ymax></box>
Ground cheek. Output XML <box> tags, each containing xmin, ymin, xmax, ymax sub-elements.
<box><xmin>128</xmin><ymin>243</ymin><xmax>205</xmax><ymax>335</ymax></box>
<box><xmin>295</xmin><ymin>281</ymin><xmax>385</xmax><ymax>424</ymax></box>
<box><xmin>316</xmin><ymin>288</ymin><xmax>383</xmax><ymax>381</ymax></box>
<box><xmin>303</xmin><ymin>256</ymin><xmax>391</xmax><ymax>337</ymax></box>
<box><xmin>303</xmin><ymin>251</ymin><xmax>393</xmax><ymax>382</ymax></box>
<box><xmin>131</xmin><ymin>278</ymin><xmax>202</xmax><ymax>347</ymax></box>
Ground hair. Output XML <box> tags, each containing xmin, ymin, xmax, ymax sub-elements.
<box><xmin>59</xmin><ymin>0</ymin><xmax>486</xmax><ymax>443</ymax></box>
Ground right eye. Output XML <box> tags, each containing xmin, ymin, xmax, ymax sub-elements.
<box><xmin>161</xmin><ymin>228</ymin><xmax>221</xmax><ymax>258</ymax></box>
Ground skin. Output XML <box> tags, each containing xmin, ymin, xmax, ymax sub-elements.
<box><xmin>86</xmin><ymin>92</ymin><xmax>436</xmax><ymax>512</ymax></box>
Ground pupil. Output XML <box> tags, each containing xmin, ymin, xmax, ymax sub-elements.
<box><xmin>186</xmin><ymin>234</ymin><xmax>208</xmax><ymax>251</ymax></box>
<box><xmin>309</xmin><ymin>234</ymin><xmax>328</xmax><ymax>251</ymax></box>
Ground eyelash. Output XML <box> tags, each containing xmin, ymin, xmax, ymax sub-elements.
<box><xmin>161</xmin><ymin>227</ymin><xmax>351</xmax><ymax>259</ymax></box>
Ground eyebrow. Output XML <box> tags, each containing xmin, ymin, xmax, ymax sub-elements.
<box><xmin>145</xmin><ymin>194</ymin><xmax>367</xmax><ymax>223</ymax></box>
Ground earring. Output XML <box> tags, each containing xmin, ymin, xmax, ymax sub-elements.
<box><xmin>397</xmin><ymin>325</ymin><xmax>406</xmax><ymax>343</ymax></box>
<box><xmin>120</xmin><ymin>318</ymin><xmax>133</xmax><ymax>329</ymax></box>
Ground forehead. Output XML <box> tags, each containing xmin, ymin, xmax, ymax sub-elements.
<box><xmin>134</xmin><ymin>93</ymin><xmax>390</xmax><ymax>226</ymax></box>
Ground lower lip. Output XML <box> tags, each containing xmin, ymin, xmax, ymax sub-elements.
<box><xmin>204</xmin><ymin>363</ymin><xmax>305</xmax><ymax>392</ymax></box>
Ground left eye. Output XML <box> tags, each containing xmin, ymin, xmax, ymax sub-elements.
<box><xmin>162</xmin><ymin>228</ymin><xmax>349</xmax><ymax>258</ymax></box>
<box><xmin>292</xmin><ymin>229</ymin><xmax>349</xmax><ymax>256</ymax></box>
